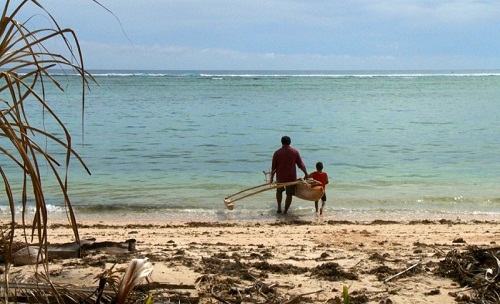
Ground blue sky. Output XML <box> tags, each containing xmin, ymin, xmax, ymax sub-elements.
<box><xmin>15</xmin><ymin>0</ymin><xmax>500</xmax><ymax>70</ymax></box>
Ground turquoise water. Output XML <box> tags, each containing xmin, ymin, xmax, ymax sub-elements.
<box><xmin>1</xmin><ymin>70</ymin><xmax>499</xmax><ymax>222</ymax></box>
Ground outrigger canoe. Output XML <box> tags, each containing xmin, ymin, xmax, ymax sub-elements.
<box><xmin>224</xmin><ymin>177</ymin><xmax>324</xmax><ymax>210</ymax></box>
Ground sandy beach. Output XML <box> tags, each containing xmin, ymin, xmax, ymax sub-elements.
<box><xmin>3</xmin><ymin>218</ymin><xmax>498</xmax><ymax>303</ymax></box>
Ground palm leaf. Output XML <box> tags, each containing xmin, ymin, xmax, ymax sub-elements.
<box><xmin>1</xmin><ymin>0</ymin><xmax>96</xmax><ymax>297</ymax></box>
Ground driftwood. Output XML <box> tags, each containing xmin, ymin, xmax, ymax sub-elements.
<box><xmin>49</xmin><ymin>238</ymin><xmax>136</xmax><ymax>260</ymax></box>
<box><xmin>1</xmin><ymin>239</ymin><xmax>137</xmax><ymax>266</ymax></box>
<box><xmin>282</xmin><ymin>289</ymin><xmax>324</xmax><ymax>304</ymax></box>
<box><xmin>384</xmin><ymin>262</ymin><xmax>422</xmax><ymax>282</ymax></box>
<box><xmin>45</xmin><ymin>238</ymin><xmax>97</xmax><ymax>260</ymax></box>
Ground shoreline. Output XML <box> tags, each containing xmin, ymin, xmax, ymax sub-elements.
<box><xmin>3</xmin><ymin>204</ymin><xmax>500</xmax><ymax>227</ymax></box>
<box><xmin>4</xmin><ymin>219</ymin><xmax>499</xmax><ymax>303</ymax></box>
<box><xmin>40</xmin><ymin>217</ymin><xmax>500</xmax><ymax>227</ymax></box>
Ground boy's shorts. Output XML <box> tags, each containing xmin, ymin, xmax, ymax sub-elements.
<box><xmin>320</xmin><ymin>193</ymin><xmax>327</xmax><ymax>202</ymax></box>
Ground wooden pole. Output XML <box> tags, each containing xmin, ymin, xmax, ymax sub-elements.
<box><xmin>224</xmin><ymin>180</ymin><xmax>304</xmax><ymax>209</ymax></box>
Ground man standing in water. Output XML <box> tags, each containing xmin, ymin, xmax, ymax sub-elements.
<box><xmin>270</xmin><ymin>136</ymin><xmax>308</xmax><ymax>215</ymax></box>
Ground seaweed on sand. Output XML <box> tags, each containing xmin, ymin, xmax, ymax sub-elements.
<box><xmin>310</xmin><ymin>262</ymin><xmax>359</xmax><ymax>281</ymax></box>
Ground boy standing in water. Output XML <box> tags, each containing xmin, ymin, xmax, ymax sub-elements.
<box><xmin>309</xmin><ymin>162</ymin><xmax>329</xmax><ymax>215</ymax></box>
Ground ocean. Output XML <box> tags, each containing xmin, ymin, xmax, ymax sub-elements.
<box><xmin>1</xmin><ymin>70</ymin><xmax>499</xmax><ymax>223</ymax></box>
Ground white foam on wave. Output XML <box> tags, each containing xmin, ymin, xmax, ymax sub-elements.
<box><xmin>45</xmin><ymin>70</ymin><xmax>500</xmax><ymax>78</ymax></box>
<box><xmin>0</xmin><ymin>204</ymin><xmax>67</xmax><ymax>214</ymax></box>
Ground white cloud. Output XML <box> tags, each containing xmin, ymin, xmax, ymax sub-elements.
<box><xmin>362</xmin><ymin>1</ymin><xmax>500</xmax><ymax>26</ymax></box>
<box><xmin>79</xmin><ymin>41</ymin><xmax>499</xmax><ymax>71</ymax></box>
<box><xmin>11</xmin><ymin>0</ymin><xmax>500</xmax><ymax>70</ymax></box>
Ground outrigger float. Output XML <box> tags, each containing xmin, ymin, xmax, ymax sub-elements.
<box><xmin>224</xmin><ymin>171</ymin><xmax>324</xmax><ymax>210</ymax></box>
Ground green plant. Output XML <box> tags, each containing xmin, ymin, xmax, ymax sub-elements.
<box><xmin>342</xmin><ymin>285</ymin><xmax>350</xmax><ymax>304</ymax></box>
<box><xmin>333</xmin><ymin>285</ymin><xmax>351</xmax><ymax>304</ymax></box>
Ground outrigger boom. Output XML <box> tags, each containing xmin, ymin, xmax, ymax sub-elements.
<box><xmin>224</xmin><ymin>178</ymin><xmax>324</xmax><ymax>210</ymax></box>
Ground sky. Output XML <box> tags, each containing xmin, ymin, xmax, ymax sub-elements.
<box><xmin>13</xmin><ymin>0</ymin><xmax>500</xmax><ymax>71</ymax></box>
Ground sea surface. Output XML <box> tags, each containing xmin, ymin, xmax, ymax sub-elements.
<box><xmin>1</xmin><ymin>70</ymin><xmax>499</xmax><ymax>223</ymax></box>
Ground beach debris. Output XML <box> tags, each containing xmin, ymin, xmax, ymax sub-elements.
<box><xmin>282</xmin><ymin>289</ymin><xmax>324</xmax><ymax>304</ymax></box>
<box><xmin>0</xmin><ymin>238</ymin><xmax>137</xmax><ymax>266</ymax></box>
<box><xmin>368</xmin><ymin>265</ymin><xmax>399</xmax><ymax>281</ymax></box>
<box><xmin>310</xmin><ymin>262</ymin><xmax>359</xmax><ymax>281</ymax></box>
<box><xmin>452</xmin><ymin>237</ymin><xmax>466</xmax><ymax>244</ymax></box>
<box><xmin>116</xmin><ymin>258</ymin><xmax>154</xmax><ymax>304</ymax></box>
<box><xmin>197</xmin><ymin>254</ymin><xmax>365</xmax><ymax>303</ymax></box>
<box><xmin>46</xmin><ymin>238</ymin><xmax>96</xmax><ymax>259</ymax></box>
<box><xmin>0</xmin><ymin>231</ymin><xmax>39</xmax><ymax>265</ymax></box>
<box><xmin>0</xmin><ymin>271</ymin><xmax>197</xmax><ymax>304</ymax></box>
<box><xmin>48</xmin><ymin>238</ymin><xmax>136</xmax><ymax>260</ymax></box>
<box><xmin>435</xmin><ymin>245</ymin><xmax>500</xmax><ymax>303</ymax></box>
<box><xmin>11</xmin><ymin>246</ymin><xmax>45</xmax><ymax>266</ymax></box>
<box><xmin>197</xmin><ymin>273</ymin><xmax>325</xmax><ymax>304</ymax></box>
<box><xmin>383</xmin><ymin>262</ymin><xmax>422</xmax><ymax>283</ymax></box>
<box><xmin>83</xmin><ymin>238</ymin><xmax>137</xmax><ymax>253</ymax></box>
<box><xmin>6</xmin><ymin>221</ymin><xmax>497</xmax><ymax>303</ymax></box>
<box><xmin>424</xmin><ymin>288</ymin><xmax>440</xmax><ymax>296</ymax></box>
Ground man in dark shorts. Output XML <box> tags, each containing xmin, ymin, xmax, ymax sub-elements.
<box><xmin>270</xmin><ymin>136</ymin><xmax>308</xmax><ymax>215</ymax></box>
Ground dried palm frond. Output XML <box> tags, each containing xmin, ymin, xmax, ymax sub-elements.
<box><xmin>1</xmin><ymin>0</ymin><xmax>95</xmax><ymax>299</ymax></box>
<box><xmin>1</xmin><ymin>0</ymin><xmax>93</xmax><ymax>244</ymax></box>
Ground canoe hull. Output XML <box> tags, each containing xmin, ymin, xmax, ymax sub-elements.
<box><xmin>295</xmin><ymin>182</ymin><xmax>324</xmax><ymax>201</ymax></box>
